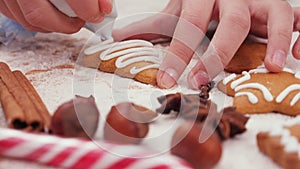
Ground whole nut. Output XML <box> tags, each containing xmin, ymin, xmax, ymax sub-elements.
<box><xmin>171</xmin><ymin>121</ymin><xmax>222</xmax><ymax>169</ymax></box>
<box><xmin>51</xmin><ymin>96</ymin><xmax>100</xmax><ymax>139</ymax></box>
<box><xmin>104</xmin><ymin>102</ymin><xmax>157</xmax><ymax>144</ymax></box>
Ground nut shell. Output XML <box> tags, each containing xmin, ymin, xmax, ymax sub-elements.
<box><xmin>104</xmin><ymin>102</ymin><xmax>157</xmax><ymax>144</ymax></box>
<box><xmin>171</xmin><ymin>121</ymin><xmax>222</xmax><ymax>169</ymax></box>
<box><xmin>51</xmin><ymin>96</ymin><xmax>99</xmax><ymax>139</ymax></box>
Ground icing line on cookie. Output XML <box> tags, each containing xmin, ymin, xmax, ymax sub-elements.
<box><xmin>235</xmin><ymin>83</ymin><xmax>274</xmax><ymax>102</ymax></box>
<box><xmin>235</xmin><ymin>92</ymin><xmax>258</xmax><ymax>104</ymax></box>
<box><xmin>230</xmin><ymin>71</ymin><xmax>251</xmax><ymax>89</ymax></box>
<box><xmin>101</xmin><ymin>47</ymin><xmax>156</xmax><ymax>61</ymax></box>
<box><xmin>290</xmin><ymin>92</ymin><xmax>300</xmax><ymax>106</ymax></box>
<box><xmin>248</xmin><ymin>67</ymin><xmax>294</xmax><ymax>74</ymax></box>
<box><xmin>223</xmin><ymin>74</ymin><xmax>237</xmax><ymax>85</ymax></box>
<box><xmin>249</xmin><ymin>68</ymin><xmax>269</xmax><ymax>74</ymax></box>
<box><xmin>130</xmin><ymin>64</ymin><xmax>159</xmax><ymax>74</ymax></box>
<box><xmin>84</xmin><ymin>38</ymin><xmax>115</xmax><ymax>55</ymax></box>
<box><xmin>116</xmin><ymin>55</ymin><xmax>160</xmax><ymax>69</ymax></box>
<box><xmin>84</xmin><ymin>39</ymin><xmax>162</xmax><ymax>75</ymax></box>
<box><xmin>283</xmin><ymin>68</ymin><xmax>295</xmax><ymax>74</ymax></box>
<box><xmin>276</xmin><ymin>84</ymin><xmax>300</xmax><ymax>103</ymax></box>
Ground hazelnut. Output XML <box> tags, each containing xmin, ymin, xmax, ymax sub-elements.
<box><xmin>51</xmin><ymin>96</ymin><xmax>99</xmax><ymax>139</ymax></box>
<box><xmin>171</xmin><ymin>121</ymin><xmax>222</xmax><ymax>169</ymax></box>
<box><xmin>104</xmin><ymin>102</ymin><xmax>157</xmax><ymax>144</ymax></box>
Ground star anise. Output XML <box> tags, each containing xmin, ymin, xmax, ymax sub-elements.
<box><xmin>156</xmin><ymin>92</ymin><xmax>249</xmax><ymax>140</ymax></box>
<box><xmin>217</xmin><ymin>107</ymin><xmax>249</xmax><ymax>140</ymax></box>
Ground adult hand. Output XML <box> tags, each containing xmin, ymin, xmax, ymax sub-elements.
<box><xmin>0</xmin><ymin>0</ymin><xmax>112</xmax><ymax>33</ymax></box>
<box><xmin>292</xmin><ymin>7</ymin><xmax>300</xmax><ymax>59</ymax></box>
<box><xmin>114</xmin><ymin>0</ymin><xmax>293</xmax><ymax>89</ymax></box>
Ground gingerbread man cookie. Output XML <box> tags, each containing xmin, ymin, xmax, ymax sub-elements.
<box><xmin>81</xmin><ymin>39</ymin><xmax>163</xmax><ymax>85</ymax></box>
<box><xmin>257</xmin><ymin>116</ymin><xmax>300</xmax><ymax>169</ymax></box>
<box><xmin>218</xmin><ymin>68</ymin><xmax>300</xmax><ymax>116</ymax></box>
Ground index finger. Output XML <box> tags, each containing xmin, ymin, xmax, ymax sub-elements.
<box><xmin>157</xmin><ymin>0</ymin><xmax>215</xmax><ymax>88</ymax></box>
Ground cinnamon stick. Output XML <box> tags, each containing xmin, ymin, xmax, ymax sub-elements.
<box><xmin>0</xmin><ymin>62</ymin><xmax>43</xmax><ymax>131</ymax></box>
<box><xmin>0</xmin><ymin>79</ymin><xmax>27</xmax><ymax>129</ymax></box>
<box><xmin>13</xmin><ymin>70</ymin><xmax>52</xmax><ymax>132</ymax></box>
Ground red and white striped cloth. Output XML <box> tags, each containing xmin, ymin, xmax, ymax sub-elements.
<box><xmin>0</xmin><ymin>128</ymin><xmax>192</xmax><ymax>169</ymax></box>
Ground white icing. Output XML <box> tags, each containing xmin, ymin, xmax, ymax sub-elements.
<box><xmin>280</xmin><ymin>129</ymin><xmax>291</xmax><ymax>145</ymax></box>
<box><xmin>269</xmin><ymin>126</ymin><xmax>284</xmax><ymax>136</ymax></box>
<box><xmin>235</xmin><ymin>92</ymin><xmax>258</xmax><ymax>104</ymax></box>
<box><xmin>230</xmin><ymin>71</ymin><xmax>251</xmax><ymax>89</ymax></box>
<box><xmin>115</xmin><ymin>50</ymin><xmax>160</xmax><ymax>67</ymax></box>
<box><xmin>276</xmin><ymin>84</ymin><xmax>300</xmax><ymax>103</ymax></box>
<box><xmin>295</xmin><ymin>72</ymin><xmax>300</xmax><ymax>79</ymax></box>
<box><xmin>283</xmin><ymin>68</ymin><xmax>295</xmax><ymax>74</ymax></box>
<box><xmin>248</xmin><ymin>67</ymin><xmax>293</xmax><ymax>74</ymax></box>
<box><xmin>84</xmin><ymin>38</ymin><xmax>114</xmax><ymax>55</ymax></box>
<box><xmin>268</xmin><ymin>118</ymin><xmax>300</xmax><ymax>155</ymax></box>
<box><xmin>249</xmin><ymin>68</ymin><xmax>269</xmax><ymax>74</ymax></box>
<box><xmin>291</xmin><ymin>92</ymin><xmax>300</xmax><ymax>106</ymax></box>
<box><xmin>223</xmin><ymin>74</ymin><xmax>237</xmax><ymax>85</ymax></box>
<box><xmin>284</xmin><ymin>136</ymin><xmax>299</xmax><ymax>153</ymax></box>
<box><xmin>83</xmin><ymin>39</ymin><xmax>162</xmax><ymax>75</ymax></box>
<box><xmin>100</xmin><ymin>46</ymin><xmax>155</xmax><ymax>60</ymax></box>
<box><xmin>235</xmin><ymin>83</ymin><xmax>274</xmax><ymax>102</ymax></box>
<box><xmin>130</xmin><ymin>65</ymin><xmax>159</xmax><ymax>74</ymax></box>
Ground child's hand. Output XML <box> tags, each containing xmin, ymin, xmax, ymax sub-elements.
<box><xmin>0</xmin><ymin>0</ymin><xmax>112</xmax><ymax>33</ymax></box>
<box><xmin>114</xmin><ymin>0</ymin><xmax>294</xmax><ymax>89</ymax></box>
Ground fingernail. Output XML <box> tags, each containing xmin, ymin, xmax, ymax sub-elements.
<box><xmin>158</xmin><ymin>68</ymin><xmax>178</xmax><ymax>88</ymax></box>
<box><xmin>90</xmin><ymin>13</ymin><xmax>104</xmax><ymax>23</ymax></box>
<box><xmin>190</xmin><ymin>70</ymin><xmax>210</xmax><ymax>89</ymax></box>
<box><xmin>271</xmin><ymin>50</ymin><xmax>286</xmax><ymax>68</ymax></box>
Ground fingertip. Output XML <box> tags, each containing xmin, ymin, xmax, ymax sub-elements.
<box><xmin>156</xmin><ymin>69</ymin><xmax>178</xmax><ymax>89</ymax></box>
<box><xmin>188</xmin><ymin>70</ymin><xmax>210</xmax><ymax>90</ymax></box>
<box><xmin>264</xmin><ymin>50</ymin><xmax>286</xmax><ymax>72</ymax></box>
<box><xmin>292</xmin><ymin>35</ymin><xmax>300</xmax><ymax>60</ymax></box>
<box><xmin>99</xmin><ymin>0</ymin><xmax>113</xmax><ymax>14</ymax></box>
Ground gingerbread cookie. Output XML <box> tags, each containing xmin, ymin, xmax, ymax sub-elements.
<box><xmin>81</xmin><ymin>39</ymin><xmax>163</xmax><ymax>85</ymax></box>
<box><xmin>257</xmin><ymin>116</ymin><xmax>300</xmax><ymax>169</ymax></box>
<box><xmin>225</xmin><ymin>42</ymin><xmax>266</xmax><ymax>74</ymax></box>
<box><xmin>218</xmin><ymin>68</ymin><xmax>300</xmax><ymax>115</ymax></box>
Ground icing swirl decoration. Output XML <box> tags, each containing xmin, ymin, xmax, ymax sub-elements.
<box><xmin>235</xmin><ymin>83</ymin><xmax>273</xmax><ymax>102</ymax></box>
<box><xmin>84</xmin><ymin>39</ymin><xmax>163</xmax><ymax>75</ymax></box>
<box><xmin>220</xmin><ymin>68</ymin><xmax>300</xmax><ymax>115</ymax></box>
